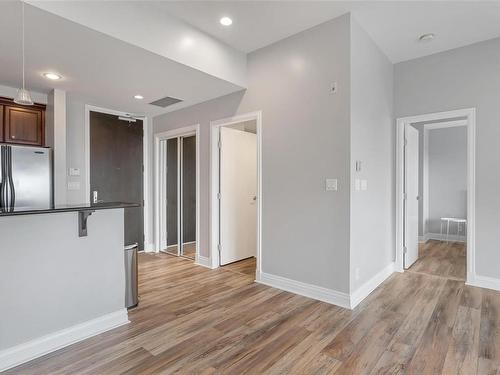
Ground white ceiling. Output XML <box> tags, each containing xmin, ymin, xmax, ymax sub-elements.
<box><xmin>0</xmin><ymin>2</ymin><xmax>243</xmax><ymax>117</ymax></box>
<box><xmin>159</xmin><ymin>1</ymin><xmax>500</xmax><ymax>63</ymax></box>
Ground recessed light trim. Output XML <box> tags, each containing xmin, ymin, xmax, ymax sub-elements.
<box><xmin>134</xmin><ymin>95</ymin><xmax>144</xmax><ymax>100</ymax></box>
<box><xmin>220</xmin><ymin>16</ymin><xmax>232</xmax><ymax>26</ymax></box>
<box><xmin>419</xmin><ymin>33</ymin><xmax>435</xmax><ymax>42</ymax></box>
<box><xmin>43</xmin><ymin>72</ymin><xmax>62</xmax><ymax>80</ymax></box>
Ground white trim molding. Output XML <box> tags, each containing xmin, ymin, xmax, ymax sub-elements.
<box><xmin>84</xmin><ymin>105</ymin><xmax>151</xmax><ymax>250</ymax></box>
<box><xmin>425</xmin><ymin>233</ymin><xmax>466</xmax><ymax>243</ymax></box>
<box><xmin>194</xmin><ymin>255</ymin><xmax>215</xmax><ymax>269</ymax></box>
<box><xmin>0</xmin><ymin>309</ymin><xmax>129</xmax><ymax>372</ymax></box>
<box><xmin>210</xmin><ymin>111</ymin><xmax>263</xmax><ymax>271</ymax></box>
<box><xmin>256</xmin><ymin>272</ymin><xmax>351</xmax><ymax>309</ymax></box>
<box><xmin>153</xmin><ymin>124</ymin><xmax>201</xmax><ymax>264</ymax></box>
<box><xmin>467</xmin><ymin>274</ymin><xmax>500</xmax><ymax>292</ymax></box>
<box><xmin>350</xmin><ymin>262</ymin><xmax>395</xmax><ymax>309</ymax></box>
<box><xmin>396</xmin><ymin>108</ymin><xmax>476</xmax><ymax>284</ymax></box>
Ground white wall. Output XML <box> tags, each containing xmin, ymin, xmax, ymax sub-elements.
<box><xmin>349</xmin><ymin>18</ymin><xmax>394</xmax><ymax>292</ymax></box>
<box><xmin>154</xmin><ymin>14</ymin><xmax>352</xmax><ymax>293</ymax></box>
<box><xmin>395</xmin><ymin>36</ymin><xmax>500</xmax><ymax>280</ymax></box>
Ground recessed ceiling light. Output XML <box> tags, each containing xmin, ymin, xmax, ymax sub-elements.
<box><xmin>43</xmin><ymin>72</ymin><xmax>62</xmax><ymax>80</ymax></box>
<box><xmin>134</xmin><ymin>95</ymin><xmax>144</xmax><ymax>100</ymax></box>
<box><xmin>419</xmin><ymin>33</ymin><xmax>435</xmax><ymax>42</ymax></box>
<box><xmin>220</xmin><ymin>16</ymin><xmax>232</xmax><ymax>26</ymax></box>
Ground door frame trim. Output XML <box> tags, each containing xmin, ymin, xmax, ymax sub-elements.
<box><xmin>209</xmin><ymin>111</ymin><xmax>262</xmax><ymax>273</ymax></box>
<box><xmin>84</xmin><ymin>105</ymin><xmax>151</xmax><ymax>251</ymax></box>
<box><xmin>154</xmin><ymin>124</ymin><xmax>200</xmax><ymax>265</ymax></box>
<box><xmin>395</xmin><ymin>108</ymin><xmax>476</xmax><ymax>283</ymax></box>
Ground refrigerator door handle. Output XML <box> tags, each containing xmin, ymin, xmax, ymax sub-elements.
<box><xmin>0</xmin><ymin>146</ymin><xmax>6</xmax><ymax>210</ymax></box>
<box><xmin>7</xmin><ymin>146</ymin><xmax>15</xmax><ymax>210</ymax></box>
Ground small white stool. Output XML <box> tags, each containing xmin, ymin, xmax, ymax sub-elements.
<box><xmin>440</xmin><ymin>217</ymin><xmax>466</xmax><ymax>242</ymax></box>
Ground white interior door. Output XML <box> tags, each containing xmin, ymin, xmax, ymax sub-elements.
<box><xmin>404</xmin><ymin>124</ymin><xmax>419</xmax><ymax>269</ymax></box>
<box><xmin>220</xmin><ymin>127</ymin><xmax>257</xmax><ymax>265</ymax></box>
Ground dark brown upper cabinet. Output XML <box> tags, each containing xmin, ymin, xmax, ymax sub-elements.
<box><xmin>0</xmin><ymin>97</ymin><xmax>46</xmax><ymax>147</ymax></box>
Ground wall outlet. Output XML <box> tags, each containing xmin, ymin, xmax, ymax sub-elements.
<box><xmin>325</xmin><ymin>178</ymin><xmax>338</xmax><ymax>191</ymax></box>
<box><xmin>68</xmin><ymin>168</ymin><xmax>80</xmax><ymax>176</ymax></box>
<box><xmin>361</xmin><ymin>179</ymin><xmax>368</xmax><ymax>191</ymax></box>
<box><xmin>67</xmin><ymin>181</ymin><xmax>81</xmax><ymax>191</ymax></box>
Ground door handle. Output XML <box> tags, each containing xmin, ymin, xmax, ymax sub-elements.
<box><xmin>92</xmin><ymin>190</ymin><xmax>104</xmax><ymax>204</ymax></box>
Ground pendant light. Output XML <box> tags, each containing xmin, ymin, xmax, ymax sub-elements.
<box><xmin>14</xmin><ymin>1</ymin><xmax>33</xmax><ymax>106</ymax></box>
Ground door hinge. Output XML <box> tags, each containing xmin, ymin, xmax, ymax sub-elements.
<box><xmin>404</xmin><ymin>138</ymin><xmax>408</xmax><ymax>147</ymax></box>
<box><xmin>218</xmin><ymin>139</ymin><xmax>222</xmax><ymax>149</ymax></box>
<box><xmin>217</xmin><ymin>244</ymin><xmax>222</xmax><ymax>252</ymax></box>
<box><xmin>403</xmin><ymin>246</ymin><xmax>408</xmax><ymax>254</ymax></box>
<box><xmin>217</xmin><ymin>192</ymin><xmax>221</xmax><ymax>200</ymax></box>
<box><xmin>403</xmin><ymin>193</ymin><xmax>407</xmax><ymax>200</ymax></box>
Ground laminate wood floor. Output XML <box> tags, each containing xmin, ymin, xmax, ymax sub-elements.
<box><xmin>164</xmin><ymin>243</ymin><xmax>196</xmax><ymax>260</ymax></box>
<box><xmin>222</xmin><ymin>257</ymin><xmax>256</xmax><ymax>277</ymax></box>
<box><xmin>6</xmin><ymin>252</ymin><xmax>500</xmax><ymax>374</ymax></box>
<box><xmin>407</xmin><ymin>240</ymin><xmax>466</xmax><ymax>280</ymax></box>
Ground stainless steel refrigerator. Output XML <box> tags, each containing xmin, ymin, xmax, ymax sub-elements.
<box><xmin>0</xmin><ymin>144</ymin><xmax>53</xmax><ymax>211</ymax></box>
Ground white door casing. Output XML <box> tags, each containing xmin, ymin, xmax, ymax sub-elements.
<box><xmin>219</xmin><ymin>127</ymin><xmax>257</xmax><ymax>265</ymax></box>
<box><xmin>404</xmin><ymin>124</ymin><xmax>419</xmax><ymax>269</ymax></box>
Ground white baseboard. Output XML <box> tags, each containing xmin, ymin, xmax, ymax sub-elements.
<box><xmin>143</xmin><ymin>242</ymin><xmax>155</xmax><ymax>253</ymax></box>
<box><xmin>350</xmin><ymin>262</ymin><xmax>395</xmax><ymax>309</ymax></box>
<box><xmin>194</xmin><ymin>255</ymin><xmax>214</xmax><ymax>269</ymax></box>
<box><xmin>256</xmin><ymin>271</ymin><xmax>350</xmax><ymax>309</ymax></box>
<box><xmin>466</xmin><ymin>274</ymin><xmax>500</xmax><ymax>292</ymax></box>
<box><xmin>419</xmin><ymin>234</ymin><xmax>429</xmax><ymax>243</ymax></box>
<box><xmin>426</xmin><ymin>232</ymin><xmax>466</xmax><ymax>243</ymax></box>
<box><xmin>0</xmin><ymin>309</ymin><xmax>129</xmax><ymax>372</ymax></box>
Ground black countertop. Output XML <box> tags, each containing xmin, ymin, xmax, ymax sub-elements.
<box><xmin>0</xmin><ymin>202</ymin><xmax>140</xmax><ymax>217</ymax></box>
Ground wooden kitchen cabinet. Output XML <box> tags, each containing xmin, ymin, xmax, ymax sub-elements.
<box><xmin>0</xmin><ymin>97</ymin><xmax>45</xmax><ymax>146</ymax></box>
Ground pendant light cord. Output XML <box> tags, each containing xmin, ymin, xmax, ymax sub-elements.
<box><xmin>21</xmin><ymin>0</ymin><xmax>25</xmax><ymax>90</ymax></box>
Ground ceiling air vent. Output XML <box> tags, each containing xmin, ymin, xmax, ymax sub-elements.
<box><xmin>149</xmin><ymin>96</ymin><xmax>182</xmax><ymax>108</ymax></box>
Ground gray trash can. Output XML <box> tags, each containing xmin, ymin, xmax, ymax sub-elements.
<box><xmin>124</xmin><ymin>243</ymin><xmax>139</xmax><ymax>309</ymax></box>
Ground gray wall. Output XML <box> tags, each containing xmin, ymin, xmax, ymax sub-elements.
<box><xmin>0</xmin><ymin>209</ymin><xmax>125</xmax><ymax>350</ymax></box>
<box><xmin>395</xmin><ymin>36</ymin><xmax>500</xmax><ymax>279</ymax></box>
<box><xmin>154</xmin><ymin>14</ymin><xmax>352</xmax><ymax>293</ymax></box>
<box><xmin>428</xmin><ymin>127</ymin><xmax>467</xmax><ymax>233</ymax></box>
<box><xmin>349</xmin><ymin>18</ymin><xmax>394</xmax><ymax>292</ymax></box>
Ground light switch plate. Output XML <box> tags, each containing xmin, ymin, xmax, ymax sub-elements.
<box><xmin>361</xmin><ymin>179</ymin><xmax>368</xmax><ymax>191</ymax></box>
<box><xmin>68</xmin><ymin>181</ymin><xmax>81</xmax><ymax>191</ymax></box>
<box><xmin>325</xmin><ymin>178</ymin><xmax>338</xmax><ymax>191</ymax></box>
<box><xmin>69</xmin><ymin>168</ymin><xmax>80</xmax><ymax>176</ymax></box>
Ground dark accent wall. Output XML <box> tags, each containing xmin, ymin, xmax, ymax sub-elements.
<box><xmin>182</xmin><ymin>136</ymin><xmax>196</xmax><ymax>243</ymax></box>
<box><xmin>166</xmin><ymin>138</ymin><xmax>178</xmax><ymax>246</ymax></box>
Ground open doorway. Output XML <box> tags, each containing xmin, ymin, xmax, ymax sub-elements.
<box><xmin>396</xmin><ymin>108</ymin><xmax>475</xmax><ymax>283</ymax></box>
<box><xmin>210</xmin><ymin>112</ymin><xmax>262</xmax><ymax>277</ymax></box>
<box><xmin>154</xmin><ymin>125</ymin><xmax>200</xmax><ymax>262</ymax></box>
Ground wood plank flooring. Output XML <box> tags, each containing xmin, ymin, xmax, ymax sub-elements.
<box><xmin>6</xmin><ymin>251</ymin><xmax>500</xmax><ymax>374</ymax></box>
<box><xmin>164</xmin><ymin>242</ymin><xmax>196</xmax><ymax>260</ymax></box>
<box><xmin>222</xmin><ymin>257</ymin><xmax>256</xmax><ymax>276</ymax></box>
<box><xmin>408</xmin><ymin>240</ymin><xmax>466</xmax><ymax>280</ymax></box>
